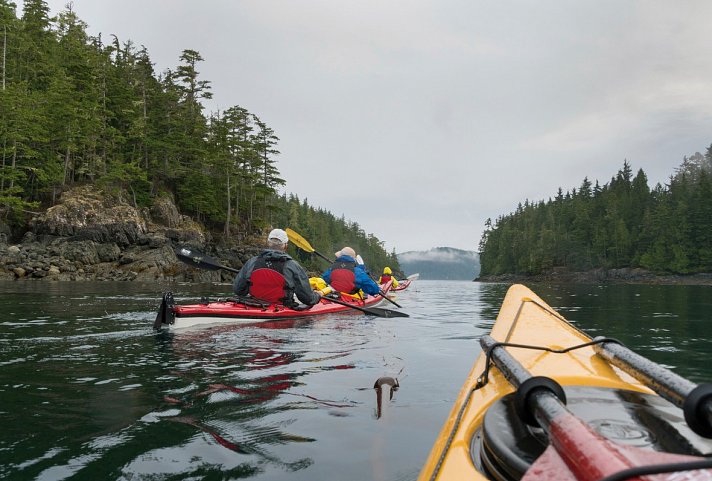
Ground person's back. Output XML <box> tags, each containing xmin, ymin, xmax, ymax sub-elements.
<box><xmin>233</xmin><ymin>229</ymin><xmax>320</xmax><ymax>307</ymax></box>
<box><xmin>322</xmin><ymin>246</ymin><xmax>380</xmax><ymax>296</ymax></box>
<box><xmin>245</xmin><ymin>249</ymin><xmax>291</xmax><ymax>302</ymax></box>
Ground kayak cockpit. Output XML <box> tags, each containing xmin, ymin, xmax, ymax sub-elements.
<box><xmin>471</xmin><ymin>386</ymin><xmax>712</xmax><ymax>481</ymax></box>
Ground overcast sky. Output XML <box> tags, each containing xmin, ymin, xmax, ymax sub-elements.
<box><xmin>16</xmin><ymin>1</ymin><xmax>712</xmax><ymax>252</ymax></box>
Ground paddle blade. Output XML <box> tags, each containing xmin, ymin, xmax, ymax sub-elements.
<box><xmin>285</xmin><ymin>228</ymin><xmax>315</xmax><ymax>253</ymax></box>
<box><xmin>285</xmin><ymin>228</ymin><xmax>333</xmax><ymax>263</ymax></box>
<box><xmin>175</xmin><ymin>247</ymin><xmax>220</xmax><ymax>270</ymax></box>
<box><xmin>174</xmin><ymin>246</ymin><xmax>240</xmax><ymax>274</ymax></box>
<box><xmin>366</xmin><ymin>307</ymin><xmax>410</xmax><ymax>318</ymax></box>
<box><xmin>153</xmin><ymin>292</ymin><xmax>175</xmax><ymax>329</ymax></box>
<box><xmin>320</xmin><ymin>294</ymin><xmax>410</xmax><ymax>318</ymax></box>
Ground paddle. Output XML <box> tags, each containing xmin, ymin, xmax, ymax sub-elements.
<box><xmin>174</xmin><ymin>246</ymin><xmax>408</xmax><ymax>318</ymax></box>
<box><xmin>355</xmin><ymin>254</ymin><xmax>403</xmax><ymax>307</ymax></box>
<box><xmin>593</xmin><ymin>338</ymin><xmax>712</xmax><ymax>438</ymax></box>
<box><xmin>175</xmin><ymin>246</ymin><xmax>239</xmax><ymax>274</ymax></box>
<box><xmin>285</xmin><ymin>228</ymin><xmax>403</xmax><ymax>309</ymax></box>
<box><xmin>284</xmin><ymin>228</ymin><xmax>332</xmax><ymax>263</ymax></box>
<box><xmin>480</xmin><ymin>334</ymin><xmax>712</xmax><ymax>481</ymax></box>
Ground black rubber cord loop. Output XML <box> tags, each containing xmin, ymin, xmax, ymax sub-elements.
<box><xmin>476</xmin><ymin>337</ymin><xmax>623</xmax><ymax>389</ymax></box>
<box><xmin>515</xmin><ymin>376</ymin><xmax>567</xmax><ymax>427</ymax></box>
<box><xmin>683</xmin><ymin>383</ymin><xmax>712</xmax><ymax>438</ymax></box>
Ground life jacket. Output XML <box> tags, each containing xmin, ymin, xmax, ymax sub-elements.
<box><xmin>379</xmin><ymin>274</ymin><xmax>393</xmax><ymax>284</ymax></box>
<box><xmin>309</xmin><ymin>277</ymin><xmax>334</xmax><ymax>296</ymax></box>
<box><xmin>329</xmin><ymin>259</ymin><xmax>357</xmax><ymax>294</ymax></box>
<box><xmin>248</xmin><ymin>255</ymin><xmax>293</xmax><ymax>304</ymax></box>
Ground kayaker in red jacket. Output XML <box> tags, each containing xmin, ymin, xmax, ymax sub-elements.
<box><xmin>233</xmin><ymin>229</ymin><xmax>320</xmax><ymax>307</ymax></box>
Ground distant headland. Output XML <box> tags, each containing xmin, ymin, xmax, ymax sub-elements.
<box><xmin>397</xmin><ymin>247</ymin><xmax>480</xmax><ymax>281</ymax></box>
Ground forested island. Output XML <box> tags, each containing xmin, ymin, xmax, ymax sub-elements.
<box><xmin>0</xmin><ymin>1</ymin><xmax>399</xmax><ymax>280</ymax></box>
<box><xmin>478</xmin><ymin>152</ymin><xmax>712</xmax><ymax>283</ymax></box>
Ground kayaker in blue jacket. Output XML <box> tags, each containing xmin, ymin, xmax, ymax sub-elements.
<box><xmin>233</xmin><ymin>229</ymin><xmax>320</xmax><ymax>307</ymax></box>
<box><xmin>321</xmin><ymin>246</ymin><xmax>381</xmax><ymax>296</ymax></box>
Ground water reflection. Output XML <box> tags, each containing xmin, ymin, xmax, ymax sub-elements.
<box><xmin>2</xmin><ymin>280</ymin><xmax>711</xmax><ymax>480</ymax></box>
<box><xmin>144</xmin><ymin>319</ymin><xmax>366</xmax><ymax>476</ymax></box>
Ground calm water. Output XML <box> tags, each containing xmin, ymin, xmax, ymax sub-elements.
<box><xmin>1</xmin><ymin>280</ymin><xmax>711</xmax><ymax>481</ymax></box>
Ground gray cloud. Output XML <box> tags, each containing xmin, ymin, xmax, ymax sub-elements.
<box><xmin>399</xmin><ymin>249</ymin><xmax>477</xmax><ymax>263</ymax></box>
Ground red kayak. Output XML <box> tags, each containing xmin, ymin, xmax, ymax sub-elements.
<box><xmin>391</xmin><ymin>279</ymin><xmax>412</xmax><ymax>291</ymax></box>
<box><xmin>382</xmin><ymin>273</ymin><xmax>418</xmax><ymax>292</ymax></box>
<box><xmin>154</xmin><ymin>283</ymin><xmax>399</xmax><ymax>329</ymax></box>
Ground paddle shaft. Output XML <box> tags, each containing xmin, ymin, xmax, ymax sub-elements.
<box><xmin>312</xmin><ymin>250</ymin><xmax>332</xmax><ymax>264</ymax></box>
<box><xmin>478</xmin><ymin>335</ymin><xmax>704</xmax><ymax>481</ymax></box>
<box><xmin>594</xmin><ymin>337</ymin><xmax>697</xmax><ymax>406</ymax></box>
<box><xmin>378</xmin><ymin>289</ymin><xmax>402</xmax><ymax>308</ymax></box>
<box><xmin>318</xmin><ymin>294</ymin><xmax>407</xmax><ymax>317</ymax></box>
<box><xmin>594</xmin><ymin>338</ymin><xmax>712</xmax><ymax>435</ymax></box>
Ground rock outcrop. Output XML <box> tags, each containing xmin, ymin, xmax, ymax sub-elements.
<box><xmin>0</xmin><ymin>186</ymin><xmax>253</xmax><ymax>282</ymax></box>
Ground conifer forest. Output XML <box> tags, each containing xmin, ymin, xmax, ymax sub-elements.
<box><xmin>479</xmin><ymin>154</ymin><xmax>712</xmax><ymax>276</ymax></box>
<box><xmin>0</xmin><ymin>1</ymin><xmax>399</xmax><ymax>272</ymax></box>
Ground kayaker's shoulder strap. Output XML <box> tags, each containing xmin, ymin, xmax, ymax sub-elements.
<box><xmin>331</xmin><ymin>260</ymin><xmax>357</xmax><ymax>271</ymax></box>
<box><xmin>252</xmin><ymin>255</ymin><xmax>288</xmax><ymax>274</ymax></box>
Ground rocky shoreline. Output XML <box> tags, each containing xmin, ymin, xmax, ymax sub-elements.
<box><xmin>477</xmin><ymin>267</ymin><xmax>712</xmax><ymax>285</ymax></box>
<box><xmin>0</xmin><ymin>187</ymin><xmax>258</xmax><ymax>282</ymax></box>
<box><xmin>4</xmin><ymin>187</ymin><xmax>712</xmax><ymax>286</ymax></box>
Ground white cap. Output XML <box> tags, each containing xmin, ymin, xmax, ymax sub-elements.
<box><xmin>335</xmin><ymin>246</ymin><xmax>356</xmax><ymax>258</ymax></box>
<box><xmin>268</xmin><ymin>228</ymin><xmax>289</xmax><ymax>245</ymax></box>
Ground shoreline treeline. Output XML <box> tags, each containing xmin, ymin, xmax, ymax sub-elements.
<box><xmin>479</xmin><ymin>151</ymin><xmax>712</xmax><ymax>276</ymax></box>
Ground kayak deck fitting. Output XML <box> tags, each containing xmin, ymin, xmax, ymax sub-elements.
<box><xmin>418</xmin><ymin>284</ymin><xmax>712</xmax><ymax>481</ymax></box>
